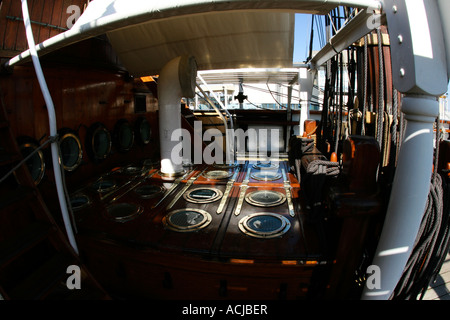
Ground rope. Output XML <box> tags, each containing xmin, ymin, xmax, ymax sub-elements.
<box><xmin>392</xmin><ymin>88</ymin><xmax>399</xmax><ymax>166</ymax></box>
<box><xmin>392</xmin><ymin>119</ymin><xmax>448</xmax><ymax>300</ymax></box>
<box><xmin>304</xmin><ymin>159</ymin><xmax>340</xmax><ymax>223</ymax></box>
<box><xmin>335</xmin><ymin>53</ymin><xmax>344</xmax><ymax>155</ymax></box>
<box><xmin>362</xmin><ymin>35</ymin><xmax>368</xmax><ymax>136</ymax></box>
<box><xmin>376</xmin><ymin>28</ymin><xmax>385</xmax><ymax>152</ymax></box>
<box><xmin>306</xmin><ymin>160</ymin><xmax>340</xmax><ymax>177</ymax></box>
<box><xmin>392</xmin><ymin>173</ymin><xmax>445</xmax><ymax>300</ymax></box>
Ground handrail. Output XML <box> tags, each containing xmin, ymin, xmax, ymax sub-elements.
<box><xmin>196</xmin><ymin>84</ymin><xmax>235</xmax><ymax>164</ymax></box>
<box><xmin>197</xmin><ymin>73</ymin><xmax>234</xmax><ymax>132</ymax></box>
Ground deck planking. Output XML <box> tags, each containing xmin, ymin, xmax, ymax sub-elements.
<box><xmin>423</xmin><ymin>252</ymin><xmax>450</xmax><ymax>300</ymax></box>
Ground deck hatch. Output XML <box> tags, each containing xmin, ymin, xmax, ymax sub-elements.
<box><xmin>183</xmin><ymin>187</ymin><xmax>223</xmax><ymax>204</ymax></box>
<box><xmin>250</xmin><ymin>171</ymin><xmax>282</xmax><ymax>181</ymax></box>
<box><xmin>91</xmin><ymin>179</ymin><xmax>117</xmax><ymax>193</ymax></box>
<box><xmin>134</xmin><ymin>184</ymin><xmax>165</xmax><ymax>199</ymax></box>
<box><xmin>245</xmin><ymin>190</ymin><xmax>286</xmax><ymax>207</ymax></box>
<box><xmin>252</xmin><ymin>162</ymin><xmax>279</xmax><ymax>170</ymax></box>
<box><xmin>163</xmin><ymin>208</ymin><xmax>212</xmax><ymax>232</ymax></box>
<box><xmin>106</xmin><ymin>203</ymin><xmax>143</xmax><ymax>222</ymax></box>
<box><xmin>202</xmin><ymin>170</ymin><xmax>233</xmax><ymax>180</ymax></box>
<box><xmin>70</xmin><ymin>194</ymin><xmax>91</xmax><ymax>211</ymax></box>
<box><xmin>238</xmin><ymin>213</ymin><xmax>290</xmax><ymax>239</ymax></box>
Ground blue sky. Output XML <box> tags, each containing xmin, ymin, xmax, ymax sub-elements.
<box><xmin>293</xmin><ymin>14</ymin><xmax>319</xmax><ymax>63</ymax></box>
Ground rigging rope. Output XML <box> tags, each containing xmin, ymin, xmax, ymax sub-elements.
<box><xmin>392</xmin><ymin>172</ymin><xmax>446</xmax><ymax>300</ymax></box>
<box><xmin>361</xmin><ymin>35</ymin><xmax>368</xmax><ymax>136</ymax></box>
<box><xmin>306</xmin><ymin>160</ymin><xmax>340</xmax><ymax>177</ymax></box>
<box><xmin>376</xmin><ymin>28</ymin><xmax>385</xmax><ymax>153</ymax></box>
<box><xmin>392</xmin><ymin>118</ymin><xmax>449</xmax><ymax>300</ymax></box>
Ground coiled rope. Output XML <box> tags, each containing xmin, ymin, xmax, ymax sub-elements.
<box><xmin>307</xmin><ymin>160</ymin><xmax>340</xmax><ymax>177</ymax></box>
<box><xmin>392</xmin><ymin>173</ymin><xmax>446</xmax><ymax>300</ymax></box>
<box><xmin>392</xmin><ymin>119</ymin><xmax>449</xmax><ymax>300</ymax></box>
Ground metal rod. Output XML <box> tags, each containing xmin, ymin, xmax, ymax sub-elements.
<box><xmin>166</xmin><ymin>166</ymin><xmax>208</xmax><ymax>209</ymax></box>
<box><xmin>196</xmin><ymin>84</ymin><xmax>235</xmax><ymax>164</ymax></box>
<box><xmin>151</xmin><ymin>170</ymin><xmax>190</xmax><ymax>209</ymax></box>
<box><xmin>281</xmin><ymin>168</ymin><xmax>295</xmax><ymax>217</ymax></box>
<box><xmin>234</xmin><ymin>167</ymin><xmax>251</xmax><ymax>216</ymax></box>
<box><xmin>109</xmin><ymin>169</ymin><xmax>158</xmax><ymax>203</ymax></box>
<box><xmin>216</xmin><ymin>167</ymin><xmax>240</xmax><ymax>214</ymax></box>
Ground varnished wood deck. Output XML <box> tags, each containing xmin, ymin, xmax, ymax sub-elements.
<box><xmin>423</xmin><ymin>252</ymin><xmax>450</xmax><ymax>300</ymax></box>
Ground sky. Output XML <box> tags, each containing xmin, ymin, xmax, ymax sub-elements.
<box><xmin>293</xmin><ymin>14</ymin><xmax>319</xmax><ymax>63</ymax></box>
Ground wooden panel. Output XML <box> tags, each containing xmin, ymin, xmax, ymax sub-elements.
<box><xmin>342</xmin><ymin>136</ymin><xmax>380</xmax><ymax>193</ymax></box>
<box><xmin>324</xmin><ymin>136</ymin><xmax>383</xmax><ymax>298</ymax></box>
<box><xmin>1</xmin><ymin>64</ymin><xmax>158</xmax><ymax>193</ymax></box>
<box><xmin>0</xmin><ymin>0</ymin><xmax>12</xmax><ymax>50</ymax></box>
<box><xmin>0</xmin><ymin>0</ymin><xmax>91</xmax><ymax>57</ymax></box>
<box><xmin>2</xmin><ymin>0</ymin><xmax>21</xmax><ymax>52</ymax></box>
<box><xmin>438</xmin><ymin>140</ymin><xmax>450</xmax><ymax>174</ymax></box>
<box><xmin>78</xmin><ymin>235</ymin><xmax>316</xmax><ymax>299</ymax></box>
<box><xmin>48</xmin><ymin>0</ymin><xmax>64</xmax><ymax>38</ymax></box>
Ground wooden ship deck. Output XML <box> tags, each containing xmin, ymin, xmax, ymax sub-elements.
<box><xmin>0</xmin><ymin>0</ymin><xmax>449</xmax><ymax>302</ymax></box>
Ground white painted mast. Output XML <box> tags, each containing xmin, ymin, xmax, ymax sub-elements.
<box><xmin>362</xmin><ymin>0</ymin><xmax>449</xmax><ymax>299</ymax></box>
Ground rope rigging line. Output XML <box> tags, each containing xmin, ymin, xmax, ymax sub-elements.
<box><xmin>361</xmin><ymin>35</ymin><xmax>368</xmax><ymax>136</ymax></box>
<box><xmin>392</xmin><ymin>117</ymin><xmax>449</xmax><ymax>300</ymax></box>
<box><xmin>376</xmin><ymin>28</ymin><xmax>385</xmax><ymax>151</ymax></box>
<box><xmin>306</xmin><ymin>160</ymin><xmax>340</xmax><ymax>177</ymax></box>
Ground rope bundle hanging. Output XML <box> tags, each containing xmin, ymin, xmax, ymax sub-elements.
<box><xmin>392</xmin><ymin>173</ymin><xmax>446</xmax><ymax>300</ymax></box>
<box><xmin>306</xmin><ymin>160</ymin><xmax>340</xmax><ymax>177</ymax></box>
<box><xmin>304</xmin><ymin>159</ymin><xmax>340</xmax><ymax>223</ymax></box>
<box><xmin>392</xmin><ymin>121</ymin><xmax>449</xmax><ymax>300</ymax></box>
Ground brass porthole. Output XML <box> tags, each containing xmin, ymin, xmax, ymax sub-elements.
<box><xmin>134</xmin><ymin>184</ymin><xmax>165</xmax><ymax>199</ymax></box>
<box><xmin>18</xmin><ymin>137</ymin><xmax>45</xmax><ymax>185</ymax></box>
<box><xmin>238</xmin><ymin>213</ymin><xmax>291</xmax><ymax>239</ymax></box>
<box><xmin>91</xmin><ymin>179</ymin><xmax>117</xmax><ymax>193</ymax></box>
<box><xmin>120</xmin><ymin>165</ymin><xmax>144</xmax><ymax>175</ymax></box>
<box><xmin>245</xmin><ymin>190</ymin><xmax>286</xmax><ymax>207</ymax></box>
<box><xmin>106</xmin><ymin>203</ymin><xmax>143</xmax><ymax>223</ymax></box>
<box><xmin>213</xmin><ymin>163</ymin><xmax>237</xmax><ymax>169</ymax></box>
<box><xmin>252</xmin><ymin>161</ymin><xmax>279</xmax><ymax>170</ymax></box>
<box><xmin>163</xmin><ymin>208</ymin><xmax>212</xmax><ymax>232</ymax></box>
<box><xmin>113</xmin><ymin>119</ymin><xmax>134</xmax><ymax>153</ymax></box>
<box><xmin>135</xmin><ymin>117</ymin><xmax>152</xmax><ymax>145</ymax></box>
<box><xmin>69</xmin><ymin>193</ymin><xmax>91</xmax><ymax>211</ymax></box>
<box><xmin>59</xmin><ymin>131</ymin><xmax>83</xmax><ymax>172</ymax></box>
<box><xmin>202</xmin><ymin>170</ymin><xmax>233</xmax><ymax>180</ymax></box>
<box><xmin>86</xmin><ymin>122</ymin><xmax>112</xmax><ymax>161</ymax></box>
<box><xmin>250</xmin><ymin>171</ymin><xmax>282</xmax><ymax>181</ymax></box>
<box><xmin>183</xmin><ymin>187</ymin><xmax>223</xmax><ymax>204</ymax></box>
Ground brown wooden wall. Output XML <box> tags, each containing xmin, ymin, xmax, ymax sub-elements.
<box><xmin>0</xmin><ymin>62</ymin><xmax>159</xmax><ymax>192</ymax></box>
<box><xmin>0</xmin><ymin>0</ymin><xmax>90</xmax><ymax>58</ymax></box>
